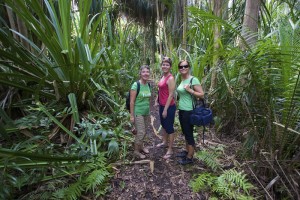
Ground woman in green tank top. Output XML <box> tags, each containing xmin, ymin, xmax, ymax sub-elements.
<box><xmin>176</xmin><ymin>60</ymin><xmax>204</xmax><ymax>165</ymax></box>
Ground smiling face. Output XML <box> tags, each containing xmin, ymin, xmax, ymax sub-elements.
<box><xmin>161</xmin><ymin>61</ymin><xmax>171</xmax><ymax>73</ymax></box>
<box><xmin>178</xmin><ymin>60</ymin><xmax>190</xmax><ymax>75</ymax></box>
<box><xmin>140</xmin><ymin>65</ymin><xmax>150</xmax><ymax>81</ymax></box>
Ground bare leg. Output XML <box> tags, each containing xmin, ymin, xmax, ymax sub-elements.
<box><xmin>187</xmin><ymin>145</ymin><xmax>194</xmax><ymax>159</ymax></box>
<box><xmin>163</xmin><ymin>133</ymin><xmax>175</xmax><ymax>159</ymax></box>
<box><xmin>156</xmin><ymin>128</ymin><xmax>168</xmax><ymax>147</ymax></box>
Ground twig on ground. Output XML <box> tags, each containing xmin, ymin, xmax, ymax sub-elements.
<box><xmin>111</xmin><ymin>160</ymin><xmax>154</xmax><ymax>173</ymax></box>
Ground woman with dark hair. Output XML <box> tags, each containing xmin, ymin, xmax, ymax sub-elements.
<box><xmin>156</xmin><ymin>57</ymin><xmax>176</xmax><ymax>159</ymax></box>
<box><xmin>130</xmin><ymin>65</ymin><xmax>151</xmax><ymax>159</ymax></box>
<box><xmin>176</xmin><ymin>60</ymin><xmax>204</xmax><ymax>165</ymax></box>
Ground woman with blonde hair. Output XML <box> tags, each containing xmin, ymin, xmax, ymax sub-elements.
<box><xmin>176</xmin><ymin>60</ymin><xmax>204</xmax><ymax>165</ymax></box>
<box><xmin>130</xmin><ymin>65</ymin><xmax>151</xmax><ymax>159</ymax></box>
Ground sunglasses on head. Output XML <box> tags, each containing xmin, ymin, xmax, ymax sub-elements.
<box><xmin>178</xmin><ymin>64</ymin><xmax>189</xmax><ymax>69</ymax></box>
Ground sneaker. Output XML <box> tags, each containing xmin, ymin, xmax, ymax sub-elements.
<box><xmin>175</xmin><ymin>151</ymin><xmax>188</xmax><ymax>158</ymax></box>
<box><xmin>178</xmin><ymin>157</ymin><xmax>193</xmax><ymax>165</ymax></box>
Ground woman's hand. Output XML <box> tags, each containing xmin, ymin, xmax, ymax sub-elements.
<box><xmin>184</xmin><ymin>84</ymin><xmax>193</xmax><ymax>93</ymax></box>
<box><xmin>162</xmin><ymin>110</ymin><xmax>167</xmax><ymax>118</ymax></box>
<box><xmin>130</xmin><ymin>115</ymin><xmax>134</xmax><ymax>123</ymax></box>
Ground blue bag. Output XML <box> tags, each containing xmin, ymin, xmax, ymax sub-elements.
<box><xmin>190</xmin><ymin>106</ymin><xmax>213</xmax><ymax>126</ymax></box>
<box><xmin>188</xmin><ymin>77</ymin><xmax>213</xmax><ymax>126</ymax></box>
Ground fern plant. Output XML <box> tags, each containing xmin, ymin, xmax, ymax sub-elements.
<box><xmin>190</xmin><ymin>169</ymin><xmax>255</xmax><ymax>200</ymax></box>
<box><xmin>194</xmin><ymin>145</ymin><xmax>224</xmax><ymax>171</ymax></box>
<box><xmin>52</xmin><ymin>155</ymin><xmax>111</xmax><ymax>200</ymax></box>
<box><xmin>191</xmin><ymin>145</ymin><xmax>255</xmax><ymax>199</ymax></box>
<box><xmin>189</xmin><ymin>172</ymin><xmax>215</xmax><ymax>192</ymax></box>
<box><xmin>212</xmin><ymin>169</ymin><xmax>254</xmax><ymax>199</ymax></box>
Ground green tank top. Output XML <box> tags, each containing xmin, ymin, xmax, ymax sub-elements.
<box><xmin>177</xmin><ymin>77</ymin><xmax>200</xmax><ymax>111</ymax></box>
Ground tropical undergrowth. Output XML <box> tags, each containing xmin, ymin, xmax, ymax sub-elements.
<box><xmin>184</xmin><ymin>5</ymin><xmax>300</xmax><ymax>199</ymax></box>
<box><xmin>190</xmin><ymin>145</ymin><xmax>255</xmax><ymax>200</ymax></box>
<box><xmin>0</xmin><ymin>0</ymin><xmax>147</xmax><ymax>199</ymax></box>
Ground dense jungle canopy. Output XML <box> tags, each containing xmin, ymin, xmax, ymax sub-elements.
<box><xmin>0</xmin><ymin>0</ymin><xmax>299</xmax><ymax>199</ymax></box>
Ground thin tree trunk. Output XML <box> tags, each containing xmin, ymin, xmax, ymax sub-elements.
<box><xmin>182</xmin><ymin>0</ymin><xmax>187</xmax><ymax>50</ymax></box>
<box><xmin>210</xmin><ymin>0</ymin><xmax>222</xmax><ymax>92</ymax></box>
<box><xmin>172</xmin><ymin>0</ymin><xmax>183</xmax><ymax>48</ymax></box>
<box><xmin>151</xmin><ymin>15</ymin><xmax>156</xmax><ymax>63</ymax></box>
<box><xmin>156</xmin><ymin>0</ymin><xmax>163</xmax><ymax>57</ymax></box>
<box><xmin>5</xmin><ymin>4</ymin><xmax>18</xmax><ymax>40</ymax></box>
<box><xmin>161</xmin><ymin>4</ymin><xmax>169</xmax><ymax>55</ymax></box>
<box><xmin>239</xmin><ymin>0</ymin><xmax>260</xmax><ymax>48</ymax></box>
<box><xmin>16</xmin><ymin>15</ymin><xmax>30</xmax><ymax>50</ymax></box>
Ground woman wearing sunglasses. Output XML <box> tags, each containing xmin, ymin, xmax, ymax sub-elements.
<box><xmin>155</xmin><ymin>57</ymin><xmax>176</xmax><ymax>159</ymax></box>
<box><xmin>176</xmin><ymin>60</ymin><xmax>204</xmax><ymax>165</ymax></box>
<box><xmin>130</xmin><ymin>65</ymin><xmax>152</xmax><ymax>159</ymax></box>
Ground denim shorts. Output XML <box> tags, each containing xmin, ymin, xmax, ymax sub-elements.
<box><xmin>178</xmin><ymin>110</ymin><xmax>195</xmax><ymax>145</ymax></box>
<box><xmin>159</xmin><ymin>104</ymin><xmax>176</xmax><ymax>134</ymax></box>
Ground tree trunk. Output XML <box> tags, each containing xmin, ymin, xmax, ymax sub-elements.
<box><xmin>156</xmin><ymin>0</ymin><xmax>163</xmax><ymax>57</ymax></box>
<box><xmin>5</xmin><ymin>4</ymin><xmax>18</xmax><ymax>40</ymax></box>
<box><xmin>151</xmin><ymin>15</ymin><xmax>156</xmax><ymax>63</ymax></box>
<box><xmin>6</xmin><ymin>3</ymin><xmax>30</xmax><ymax>50</ymax></box>
<box><xmin>16</xmin><ymin>15</ymin><xmax>30</xmax><ymax>50</ymax></box>
<box><xmin>182</xmin><ymin>0</ymin><xmax>187</xmax><ymax>50</ymax></box>
<box><xmin>239</xmin><ymin>0</ymin><xmax>260</xmax><ymax>48</ymax></box>
<box><xmin>161</xmin><ymin>4</ymin><xmax>169</xmax><ymax>55</ymax></box>
<box><xmin>210</xmin><ymin>0</ymin><xmax>222</xmax><ymax>92</ymax></box>
<box><xmin>172</xmin><ymin>0</ymin><xmax>184</xmax><ymax>48</ymax></box>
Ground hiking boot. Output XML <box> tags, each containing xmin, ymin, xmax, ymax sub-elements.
<box><xmin>178</xmin><ymin>157</ymin><xmax>193</xmax><ymax>165</ymax></box>
<box><xmin>175</xmin><ymin>151</ymin><xmax>188</xmax><ymax>158</ymax></box>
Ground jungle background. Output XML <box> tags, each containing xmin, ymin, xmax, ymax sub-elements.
<box><xmin>0</xmin><ymin>0</ymin><xmax>299</xmax><ymax>199</ymax></box>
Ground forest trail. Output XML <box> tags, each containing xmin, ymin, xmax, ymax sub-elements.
<box><xmin>103</xmin><ymin>95</ymin><xmax>213</xmax><ymax>200</ymax></box>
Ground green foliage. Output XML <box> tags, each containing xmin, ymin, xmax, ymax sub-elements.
<box><xmin>192</xmin><ymin>144</ymin><xmax>255</xmax><ymax>199</ymax></box>
<box><xmin>0</xmin><ymin>0</ymin><xmax>119</xmax><ymax>113</ymax></box>
<box><xmin>190</xmin><ymin>169</ymin><xmax>255</xmax><ymax>200</ymax></box>
<box><xmin>107</xmin><ymin>139</ymin><xmax>119</xmax><ymax>157</ymax></box>
<box><xmin>189</xmin><ymin>172</ymin><xmax>215</xmax><ymax>192</ymax></box>
<box><xmin>52</xmin><ymin>156</ymin><xmax>111</xmax><ymax>200</ymax></box>
<box><xmin>195</xmin><ymin>145</ymin><xmax>224</xmax><ymax>172</ymax></box>
<box><xmin>212</xmin><ymin>169</ymin><xmax>254</xmax><ymax>199</ymax></box>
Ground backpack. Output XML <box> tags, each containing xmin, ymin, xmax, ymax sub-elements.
<box><xmin>126</xmin><ymin>81</ymin><xmax>151</xmax><ymax>111</ymax></box>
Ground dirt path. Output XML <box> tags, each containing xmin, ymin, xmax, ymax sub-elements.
<box><xmin>103</xmin><ymin>99</ymin><xmax>209</xmax><ymax>200</ymax></box>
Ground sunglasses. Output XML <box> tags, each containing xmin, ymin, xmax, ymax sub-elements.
<box><xmin>178</xmin><ymin>65</ymin><xmax>189</xmax><ymax>69</ymax></box>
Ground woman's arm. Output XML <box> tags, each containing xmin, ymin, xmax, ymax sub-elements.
<box><xmin>185</xmin><ymin>84</ymin><xmax>204</xmax><ymax>99</ymax></box>
<box><xmin>162</xmin><ymin>76</ymin><xmax>176</xmax><ymax>118</ymax></box>
<box><xmin>130</xmin><ymin>89</ymin><xmax>137</xmax><ymax>123</ymax></box>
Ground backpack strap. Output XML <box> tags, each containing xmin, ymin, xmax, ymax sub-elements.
<box><xmin>136</xmin><ymin>81</ymin><xmax>151</xmax><ymax>97</ymax></box>
<box><xmin>189</xmin><ymin>77</ymin><xmax>196</xmax><ymax>109</ymax></box>
<box><xmin>189</xmin><ymin>77</ymin><xmax>205</xmax><ymax>109</ymax></box>
<box><xmin>136</xmin><ymin>81</ymin><xmax>140</xmax><ymax>96</ymax></box>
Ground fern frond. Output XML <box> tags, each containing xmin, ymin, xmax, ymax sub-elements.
<box><xmin>189</xmin><ymin>172</ymin><xmax>215</xmax><ymax>192</ymax></box>
<box><xmin>64</xmin><ymin>181</ymin><xmax>84</xmax><ymax>200</ymax></box>
<box><xmin>84</xmin><ymin>169</ymin><xmax>110</xmax><ymax>191</ymax></box>
<box><xmin>195</xmin><ymin>149</ymin><xmax>222</xmax><ymax>171</ymax></box>
<box><xmin>53</xmin><ymin>181</ymin><xmax>83</xmax><ymax>200</ymax></box>
<box><xmin>212</xmin><ymin>169</ymin><xmax>255</xmax><ymax>199</ymax></box>
<box><xmin>222</xmin><ymin>169</ymin><xmax>254</xmax><ymax>193</ymax></box>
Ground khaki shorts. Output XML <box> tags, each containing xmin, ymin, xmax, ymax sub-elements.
<box><xmin>134</xmin><ymin>115</ymin><xmax>150</xmax><ymax>145</ymax></box>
